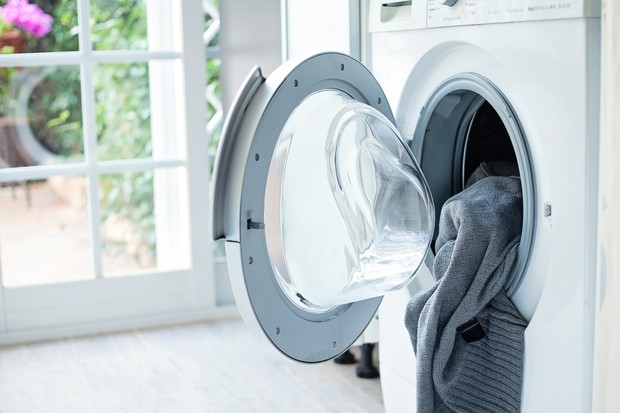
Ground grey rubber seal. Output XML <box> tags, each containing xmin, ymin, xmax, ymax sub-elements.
<box><xmin>411</xmin><ymin>73</ymin><xmax>536</xmax><ymax>298</ymax></box>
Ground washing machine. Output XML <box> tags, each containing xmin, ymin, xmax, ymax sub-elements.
<box><xmin>211</xmin><ymin>0</ymin><xmax>601</xmax><ymax>411</ymax></box>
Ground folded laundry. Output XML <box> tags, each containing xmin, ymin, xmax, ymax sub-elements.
<box><xmin>404</xmin><ymin>161</ymin><xmax>528</xmax><ymax>413</ymax></box>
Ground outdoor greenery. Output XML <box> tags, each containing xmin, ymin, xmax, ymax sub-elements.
<box><xmin>24</xmin><ymin>0</ymin><xmax>149</xmax><ymax>162</ymax></box>
<box><xmin>91</xmin><ymin>0</ymin><xmax>147</xmax><ymax>51</ymax></box>
<box><xmin>94</xmin><ymin>63</ymin><xmax>151</xmax><ymax>161</ymax></box>
<box><xmin>44</xmin><ymin>0</ymin><xmax>152</xmax><ymax>268</ymax></box>
<box><xmin>206</xmin><ymin>57</ymin><xmax>221</xmax><ymax>154</ymax></box>
<box><xmin>99</xmin><ymin>170</ymin><xmax>156</xmax><ymax>267</ymax></box>
<box><xmin>204</xmin><ymin>0</ymin><xmax>221</xmax><ymax>155</ymax></box>
<box><xmin>3</xmin><ymin>0</ymin><xmax>221</xmax><ymax>269</ymax></box>
<box><xmin>27</xmin><ymin>67</ymin><xmax>83</xmax><ymax>158</ymax></box>
<box><xmin>0</xmin><ymin>57</ymin><xmax>16</xmax><ymax>118</ymax></box>
<box><xmin>1</xmin><ymin>0</ymin><xmax>150</xmax><ymax>268</ymax></box>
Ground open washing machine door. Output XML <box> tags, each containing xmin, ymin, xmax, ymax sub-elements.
<box><xmin>212</xmin><ymin>52</ymin><xmax>434</xmax><ymax>363</ymax></box>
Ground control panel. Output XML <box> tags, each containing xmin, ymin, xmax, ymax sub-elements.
<box><xmin>428</xmin><ymin>0</ymin><xmax>599</xmax><ymax>27</ymax></box>
<box><xmin>368</xmin><ymin>0</ymin><xmax>599</xmax><ymax>33</ymax></box>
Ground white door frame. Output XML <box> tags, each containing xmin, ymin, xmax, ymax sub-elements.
<box><xmin>0</xmin><ymin>0</ymin><xmax>237</xmax><ymax>346</ymax></box>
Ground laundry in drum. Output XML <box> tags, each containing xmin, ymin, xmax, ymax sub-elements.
<box><xmin>405</xmin><ymin>161</ymin><xmax>528</xmax><ymax>413</ymax></box>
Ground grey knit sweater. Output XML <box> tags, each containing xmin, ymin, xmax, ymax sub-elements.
<box><xmin>404</xmin><ymin>162</ymin><xmax>527</xmax><ymax>413</ymax></box>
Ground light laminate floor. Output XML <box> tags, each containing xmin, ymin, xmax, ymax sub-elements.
<box><xmin>0</xmin><ymin>319</ymin><xmax>384</xmax><ymax>413</ymax></box>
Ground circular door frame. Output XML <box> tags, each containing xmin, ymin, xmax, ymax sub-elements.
<box><xmin>215</xmin><ymin>52</ymin><xmax>400</xmax><ymax>363</ymax></box>
<box><xmin>411</xmin><ymin>73</ymin><xmax>536</xmax><ymax>297</ymax></box>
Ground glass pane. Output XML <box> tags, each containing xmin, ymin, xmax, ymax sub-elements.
<box><xmin>100</xmin><ymin>167</ymin><xmax>189</xmax><ymax>276</ymax></box>
<box><xmin>0</xmin><ymin>0</ymin><xmax>79</xmax><ymax>53</ymax></box>
<box><xmin>0</xmin><ymin>66</ymin><xmax>84</xmax><ymax>167</ymax></box>
<box><xmin>91</xmin><ymin>0</ymin><xmax>147</xmax><ymax>51</ymax></box>
<box><xmin>94</xmin><ymin>63</ymin><xmax>151</xmax><ymax>161</ymax></box>
<box><xmin>0</xmin><ymin>176</ymin><xmax>94</xmax><ymax>287</ymax></box>
<box><xmin>265</xmin><ymin>90</ymin><xmax>434</xmax><ymax>309</ymax></box>
<box><xmin>206</xmin><ymin>57</ymin><xmax>222</xmax><ymax>158</ymax></box>
<box><xmin>203</xmin><ymin>0</ymin><xmax>219</xmax><ymax>48</ymax></box>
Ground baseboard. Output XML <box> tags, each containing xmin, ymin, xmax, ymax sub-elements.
<box><xmin>0</xmin><ymin>305</ymin><xmax>240</xmax><ymax>347</ymax></box>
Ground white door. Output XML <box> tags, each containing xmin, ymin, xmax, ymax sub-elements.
<box><xmin>212</xmin><ymin>52</ymin><xmax>435</xmax><ymax>362</ymax></box>
<box><xmin>0</xmin><ymin>1</ymin><xmax>218</xmax><ymax>344</ymax></box>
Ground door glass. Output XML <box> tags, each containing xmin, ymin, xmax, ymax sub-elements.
<box><xmin>0</xmin><ymin>0</ymin><xmax>77</xmax><ymax>54</ymax></box>
<box><xmin>0</xmin><ymin>176</ymin><xmax>93</xmax><ymax>287</ymax></box>
<box><xmin>99</xmin><ymin>167</ymin><xmax>189</xmax><ymax>276</ymax></box>
<box><xmin>94</xmin><ymin>63</ymin><xmax>152</xmax><ymax>161</ymax></box>
<box><xmin>91</xmin><ymin>0</ymin><xmax>147</xmax><ymax>51</ymax></box>
<box><xmin>0</xmin><ymin>66</ymin><xmax>84</xmax><ymax>167</ymax></box>
<box><xmin>265</xmin><ymin>90</ymin><xmax>434</xmax><ymax>309</ymax></box>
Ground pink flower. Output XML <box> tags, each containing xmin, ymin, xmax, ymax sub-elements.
<box><xmin>1</xmin><ymin>0</ymin><xmax>52</xmax><ymax>38</ymax></box>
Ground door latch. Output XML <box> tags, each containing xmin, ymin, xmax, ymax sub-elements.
<box><xmin>247</xmin><ymin>218</ymin><xmax>265</xmax><ymax>230</ymax></box>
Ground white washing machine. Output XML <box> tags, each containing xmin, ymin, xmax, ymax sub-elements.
<box><xmin>211</xmin><ymin>0</ymin><xmax>601</xmax><ymax>411</ymax></box>
<box><xmin>367</xmin><ymin>1</ymin><xmax>601</xmax><ymax>412</ymax></box>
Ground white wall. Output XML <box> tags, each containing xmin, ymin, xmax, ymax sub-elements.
<box><xmin>219</xmin><ymin>0</ymin><xmax>282</xmax><ymax>113</ymax></box>
<box><xmin>220</xmin><ymin>0</ymin><xmax>362</xmax><ymax>111</ymax></box>
<box><xmin>594</xmin><ymin>1</ymin><xmax>620</xmax><ymax>410</ymax></box>
<box><xmin>282</xmin><ymin>0</ymin><xmax>361</xmax><ymax>61</ymax></box>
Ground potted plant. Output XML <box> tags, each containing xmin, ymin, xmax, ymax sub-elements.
<box><xmin>0</xmin><ymin>0</ymin><xmax>52</xmax><ymax>48</ymax></box>
<box><xmin>0</xmin><ymin>0</ymin><xmax>52</xmax><ymax>115</ymax></box>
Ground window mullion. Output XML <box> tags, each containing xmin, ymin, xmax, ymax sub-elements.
<box><xmin>0</xmin><ymin>164</ymin><xmax>88</xmax><ymax>182</ymax></box>
<box><xmin>78</xmin><ymin>0</ymin><xmax>103</xmax><ymax>279</ymax></box>
<box><xmin>91</xmin><ymin>50</ymin><xmax>181</xmax><ymax>63</ymax></box>
<box><xmin>0</xmin><ymin>52</ymin><xmax>82</xmax><ymax>68</ymax></box>
<box><xmin>97</xmin><ymin>159</ymin><xmax>186</xmax><ymax>174</ymax></box>
<box><xmin>0</xmin><ymin>51</ymin><xmax>182</xmax><ymax>69</ymax></box>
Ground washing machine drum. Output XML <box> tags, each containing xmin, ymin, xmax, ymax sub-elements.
<box><xmin>212</xmin><ymin>52</ymin><xmax>434</xmax><ymax>362</ymax></box>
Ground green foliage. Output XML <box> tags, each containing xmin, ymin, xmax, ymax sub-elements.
<box><xmin>7</xmin><ymin>0</ymin><xmax>221</xmax><ymax>268</ymax></box>
<box><xmin>0</xmin><ymin>48</ymin><xmax>16</xmax><ymax>114</ymax></box>
<box><xmin>15</xmin><ymin>0</ymin><xmax>83</xmax><ymax>158</ymax></box>
<box><xmin>94</xmin><ymin>62</ymin><xmax>151</xmax><ymax>161</ymax></box>
<box><xmin>206</xmin><ymin>57</ymin><xmax>221</xmax><ymax>154</ymax></box>
<box><xmin>32</xmin><ymin>0</ymin><xmax>154</xmax><ymax>267</ymax></box>
<box><xmin>203</xmin><ymin>0</ymin><xmax>219</xmax><ymax>48</ymax></box>
<box><xmin>31</xmin><ymin>0</ymin><xmax>79</xmax><ymax>52</ymax></box>
<box><xmin>28</xmin><ymin>66</ymin><xmax>83</xmax><ymax>158</ymax></box>
<box><xmin>204</xmin><ymin>0</ymin><xmax>222</xmax><ymax>157</ymax></box>
<box><xmin>99</xmin><ymin>171</ymin><xmax>156</xmax><ymax>265</ymax></box>
<box><xmin>27</xmin><ymin>0</ymin><xmax>149</xmax><ymax>162</ymax></box>
<box><xmin>87</xmin><ymin>0</ymin><xmax>155</xmax><ymax>265</ymax></box>
<box><xmin>91</xmin><ymin>0</ymin><xmax>147</xmax><ymax>50</ymax></box>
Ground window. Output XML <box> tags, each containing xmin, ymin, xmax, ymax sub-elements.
<box><xmin>0</xmin><ymin>0</ymin><xmax>229</xmax><ymax>343</ymax></box>
<box><xmin>204</xmin><ymin>0</ymin><xmax>224</xmax><ymax>261</ymax></box>
<box><xmin>204</xmin><ymin>0</ymin><xmax>222</xmax><ymax>156</ymax></box>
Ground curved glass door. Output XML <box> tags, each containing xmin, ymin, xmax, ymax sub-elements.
<box><xmin>212</xmin><ymin>52</ymin><xmax>435</xmax><ymax>362</ymax></box>
<box><xmin>265</xmin><ymin>89</ymin><xmax>434</xmax><ymax>309</ymax></box>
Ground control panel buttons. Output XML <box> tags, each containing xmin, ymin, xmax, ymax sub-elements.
<box><xmin>428</xmin><ymin>0</ymin><xmax>585</xmax><ymax>27</ymax></box>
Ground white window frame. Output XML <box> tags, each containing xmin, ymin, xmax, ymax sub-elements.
<box><xmin>0</xmin><ymin>0</ymin><xmax>236</xmax><ymax>345</ymax></box>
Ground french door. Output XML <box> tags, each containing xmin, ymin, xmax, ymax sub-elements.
<box><xmin>0</xmin><ymin>0</ymin><xmax>225</xmax><ymax>344</ymax></box>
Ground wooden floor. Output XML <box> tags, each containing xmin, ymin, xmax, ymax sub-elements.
<box><xmin>0</xmin><ymin>319</ymin><xmax>384</xmax><ymax>413</ymax></box>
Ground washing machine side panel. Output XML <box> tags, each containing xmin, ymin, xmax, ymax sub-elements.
<box><xmin>381</xmin><ymin>365</ymin><xmax>418</xmax><ymax>413</ymax></box>
<box><xmin>378</xmin><ymin>290</ymin><xmax>417</xmax><ymax>387</ymax></box>
<box><xmin>378</xmin><ymin>264</ymin><xmax>435</xmax><ymax>408</ymax></box>
<box><xmin>519</xmin><ymin>19</ymin><xmax>601</xmax><ymax>413</ymax></box>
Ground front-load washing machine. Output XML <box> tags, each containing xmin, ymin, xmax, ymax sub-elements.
<box><xmin>366</xmin><ymin>1</ymin><xmax>601</xmax><ymax>412</ymax></box>
<box><xmin>211</xmin><ymin>1</ymin><xmax>601</xmax><ymax>411</ymax></box>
